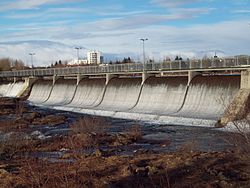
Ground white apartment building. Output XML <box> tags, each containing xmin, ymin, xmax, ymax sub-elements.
<box><xmin>87</xmin><ymin>50</ymin><xmax>102</xmax><ymax>64</ymax></box>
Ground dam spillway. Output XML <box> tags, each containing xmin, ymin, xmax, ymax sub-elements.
<box><xmin>96</xmin><ymin>78</ymin><xmax>142</xmax><ymax>111</ymax></box>
<box><xmin>0</xmin><ymin>81</ymin><xmax>25</xmax><ymax>97</ymax></box>
<box><xmin>131</xmin><ymin>76</ymin><xmax>188</xmax><ymax>115</ymax></box>
<box><xmin>175</xmin><ymin>75</ymin><xmax>240</xmax><ymax>120</ymax></box>
<box><xmin>42</xmin><ymin>79</ymin><xmax>77</xmax><ymax>106</ymax></box>
<box><xmin>28</xmin><ymin>80</ymin><xmax>53</xmax><ymax>103</ymax></box>
<box><xmin>21</xmin><ymin>74</ymin><xmax>241</xmax><ymax>124</ymax></box>
<box><xmin>1</xmin><ymin>60</ymin><xmax>250</xmax><ymax>126</ymax></box>
<box><xmin>67</xmin><ymin>78</ymin><xmax>106</xmax><ymax>108</ymax></box>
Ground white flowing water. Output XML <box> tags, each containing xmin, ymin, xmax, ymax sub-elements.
<box><xmin>95</xmin><ymin>78</ymin><xmax>142</xmax><ymax>111</ymax></box>
<box><xmin>0</xmin><ymin>82</ymin><xmax>25</xmax><ymax>97</ymax></box>
<box><xmin>131</xmin><ymin>77</ymin><xmax>188</xmax><ymax>115</ymax></box>
<box><xmin>7</xmin><ymin>82</ymin><xmax>25</xmax><ymax>97</ymax></box>
<box><xmin>0</xmin><ymin>83</ymin><xmax>13</xmax><ymax>96</ymax></box>
<box><xmin>28</xmin><ymin>80</ymin><xmax>53</xmax><ymax>104</ymax></box>
<box><xmin>67</xmin><ymin>78</ymin><xmax>106</xmax><ymax>108</ymax></box>
<box><xmin>43</xmin><ymin>79</ymin><xmax>77</xmax><ymax>106</ymax></box>
<box><xmin>25</xmin><ymin>75</ymin><xmax>241</xmax><ymax>125</ymax></box>
<box><xmin>174</xmin><ymin>75</ymin><xmax>240</xmax><ymax>120</ymax></box>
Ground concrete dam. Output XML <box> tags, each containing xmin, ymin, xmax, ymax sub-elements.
<box><xmin>1</xmin><ymin>61</ymin><xmax>250</xmax><ymax>125</ymax></box>
<box><xmin>24</xmin><ymin>75</ymin><xmax>240</xmax><ymax>124</ymax></box>
<box><xmin>0</xmin><ymin>81</ymin><xmax>25</xmax><ymax>97</ymax></box>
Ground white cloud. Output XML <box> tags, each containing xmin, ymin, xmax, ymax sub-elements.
<box><xmin>0</xmin><ymin>0</ymin><xmax>249</xmax><ymax>66</ymax></box>
<box><xmin>233</xmin><ymin>10</ymin><xmax>250</xmax><ymax>14</ymax></box>
<box><xmin>0</xmin><ymin>9</ymin><xmax>212</xmax><ymax>41</ymax></box>
<box><xmin>0</xmin><ymin>0</ymin><xmax>58</xmax><ymax>11</ymax></box>
<box><xmin>0</xmin><ymin>0</ymin><xmax>84</xmax><ymax>12</ymax></box>
<box><xmin>0</xmin><ymin>40</ymin><xmax>88</xmax><ymax>66</ymax></box>
<box><xmin>97</xmin><ymin>10</ymin><xmax>151</xmax><ymax>17</ymax></box>
<box><xmin>0</xmin><ymin>20</ymin><xmax>249</xmax><ymax>66</ymax></box>
<box><xmin>151</xmin><ymin>0</ymin><xmax>202</xmax><ymax>7</ymax></box>
<box><xmin>5</xmin><ymin>7</ymin><xmax>88</xmax><ymax>19</ymax></box>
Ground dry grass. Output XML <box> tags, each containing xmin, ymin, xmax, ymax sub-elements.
<box><xmin>15</xmin><ymin>98</ymin><xmax>24</xmax><ymax>118</ymax></box>
<box><xmin>218</xmin><ymin>91</ymin><xmax>250</xmax><ymax>155</ymax></box>
<box><xmin>125</xmin><ymin>124</ymin><xmax>142</xmax><ymax>141</ymax></box>
<box><xmin>178</xmin><ymin>140</ymin><xmax>199</xmax><ymax>153</ymax></box>
<box><xmin>66</xmin><ymin>116</ymin><xmax>111</xmax><ymax>151</ymax></box>
<box><xmin>70</xmin><ymin>116</ymin><xmax>110</xmax><ymax>135</ymax></box>
<box><xmin>224</xmin><ymin>118</ymin><xmax>250</xmax><ymax>155</ymax></box>
<box><xmin>2</xmin><ymin>145</ymin><xmax>250</xmax><ymax>188</ymax></box>
<box><xmin>226</xmin><ymin>99</ymin><xmax>250</xmax><ymax>155</ymax></box>
<box><xmin>0</xmin><ymin>133</ymin><xmax>35</xmax><ymax>160</ymax></box>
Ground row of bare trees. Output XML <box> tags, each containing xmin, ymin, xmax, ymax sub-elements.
<box><xmin>0</xmin><ymin>58</ymin><xmax>26</xmax><ymax>71</ymax></box>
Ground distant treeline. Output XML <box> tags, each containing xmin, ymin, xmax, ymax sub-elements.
<box><xmin>0</xmin><ymin>58</ymin><xmax>69</xmax><ymax>71</ymax></box>
<box><xmin>50</xmin><ymin>60</ymin><xmax>68</xmax><ymax>68</ymax></box>
<box><xmin>0</xmin><ymin>58</ymin><xmax>27</xmax><ymax>71</ymax></box>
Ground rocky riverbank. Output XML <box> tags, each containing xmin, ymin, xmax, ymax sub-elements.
<box><xmin>0</xmin><ymin>97</ymin><xmax>250</xmax><ymax>187</ymax></box>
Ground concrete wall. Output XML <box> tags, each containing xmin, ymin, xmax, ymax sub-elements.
<box><xmin>42</xmin><ymin>79</ymin><xmax>77</xmax><ymax>106</ymax></box>
<box><xmin>67</xmin><ymin>78</ymin><xmax>106</xmax><ymax>108</ymax></box>
<box><xmin>0</xmin><ymin>82</ymin><xmax>25</xmax><ymax>97</ymax></box>
<box><xmin>95</xmin><ymin>78</ymin><xmax>142</xmax><ymax>111</ymax></box>
<box><xmin>175</xmin><ymin>75</ymin><xmax>240</xmax><ymax>120</ymax></box>
<box><xmin>131</xmin><ymin>77</ymin><xmax>188</xmax><ymax>115</ymax></box>
<box><xmin>10</xmin><ymin>74</ymin><xmax>243</xmax><ymax>122</ymax></box>
<box><xmin>28</xmin><ymin>80</ymin><xmax>53</xmax><ymax>104</ymax></box>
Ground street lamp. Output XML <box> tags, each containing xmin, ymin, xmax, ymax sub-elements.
<box><xmin>29</xmin><ymin>53</ymin><xmax>35</xmax><ymax>68</ymax></box>
<box><xmin>75</xmin><ymin>47</ymin><xmax>82</xmax><ymax>62</ymax></box>
<box><xmin>140</xmin><ymin>38</ymin><xmax>148</xmax><ymax>72</ymax></box>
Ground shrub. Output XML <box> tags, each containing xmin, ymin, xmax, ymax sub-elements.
<box><xmin>225</xmin><ymin>118</ymin><xmax>250</xmax><ymax>154</ymax></box>
<box><xmin>70</xmin><ymin>116</ymin><xmax>109</xmax><ymax>135</ymax></box>
<box><xmin>125</xmin><ymin>124</ymin><xmax>142</xmax><ymax>141</ymax></box>
<box><xmin>0</xmin><ymin>132</ymin><xmax>33</xmax><ymax>160</ymax></box>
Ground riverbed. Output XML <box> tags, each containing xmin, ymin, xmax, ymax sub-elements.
<box><xmin>0</xmin><ymin>97</ymin><xmax>249</xmax><ymax>188</ymax></box>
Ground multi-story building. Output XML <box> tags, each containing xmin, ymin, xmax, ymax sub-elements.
<box><xmin>87</xmin><ymin>50</ymin><xmax>103</xmax><ymax>64</ymax></box>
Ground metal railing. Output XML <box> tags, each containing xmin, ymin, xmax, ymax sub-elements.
<box><xmin>0</xmin><ymin>57</ymin><xmax>249</xmax><ymax>78</ymax></box>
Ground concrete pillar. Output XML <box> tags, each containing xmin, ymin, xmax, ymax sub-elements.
<box><xmin>77</xmin><ymin>74</ymin><xmax>87</xmax><ymax>85</ymax></box>
<box><xmin>16</xmin><ymin>77</ymin><xmax>38</xmax><ymax>97</ymax></box>
<box><xmin>25</xmin><ymin>77</ymin><xmax>38</xmax><ymax>87</ymax></box>
<box><xmin>188</xmin><ymin>71</ymin><xmax>200</xmax><ymax>86</ymax></box>
<box><xmin>106</xmin><ymin>74</ymin><xmax>117</xmax><ymax>85</ymax></box>
<box><xmin>53</xmin><ymin>75</ymin><xmax>59</xmax><ymax>85</ymax></box>
<box><xmin>142</xmin><ymin>72</ymin><xmax>154</xmax><ymax>85</ymax></box>
<box><xmin>241</xmin><ymin>69</ymin><xmax>250</xmax><ymax>89</ymax></box>
<box><xmin>13</xmin><ymin>77</ymin><xmax>17</xmax><ymax>83</ymax></box>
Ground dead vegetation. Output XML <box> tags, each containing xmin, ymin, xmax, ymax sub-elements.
<box><xmin>219</xmin><ymin>91</ymin><xmax>250</xmax><ymax>155</ymax></box>
<box><xmin>1</xmin><ymin>97</ymin><xmax>250</xmax><ymax>187</ymax></box>
<box><xmin>70</xmin><ymin>116</ymin><xmax>109</xmax><ymax>134</ymax></box>
<box><xmin>15</xmin><ymin>98</ymin><xmax>24</xmax><ymax>118</ymax></box>
<box><xmin>0</xmin><ymin>132</ymin><xmax>35</xmax><ymax>161</ymax></box>
<box><xmin>0</xmin><ymin>98</ymin><xmax>27</xmax><ymax>116</ymax></box>
<box><xmin>214</xmin><ymin>90</ymin><xmax>250</xmax><ymax>159</ymax></box>
<box><xmin>0</xmin><ymin>58</ymin><xmax>26</xmax><ymax>71</ymax></box>
<box><xmin>1</xmin><ymin>150</ymin><xmax>250</xmax><ymax>188</ymax></box>
<box><xmin>224</xmin><ymin>117</ymin><xmax>250</xmax><ymax>156</ymax></box>
<box><xmin>32</xmin><ymin>114</ymin><xmax>66</xmax><ymax>126</ymax></box>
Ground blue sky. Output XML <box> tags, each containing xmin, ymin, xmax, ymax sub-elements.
<box><xmin>0</xmin><ymin>0</ymin><xmax>250</xmax><ymax>65</ymax></box>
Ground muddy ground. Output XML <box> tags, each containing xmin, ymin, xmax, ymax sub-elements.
<box><xmin>0</xmin><ymin>97</ymin><xmax>250</xmax><ymax>188</ymax></box>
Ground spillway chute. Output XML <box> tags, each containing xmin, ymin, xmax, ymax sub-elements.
<box><xmin>42</xmin><ymin>79</ymin><xmax>77</xmax><ymax>106</ymax></box>
<box><xmin>174</xmin><ymin>75</ymin><xmax>240</xmax><ymax>120</ymax></box>
<box><xmin>28</xmin><ymin>80</ymin><xmax>53</xmax><ymax>104</ymax></box>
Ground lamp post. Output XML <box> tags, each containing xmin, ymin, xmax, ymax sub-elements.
<box><xmin>140</xmin><ymin>38</ymin><xmax>148</xmax><ymax>72</ymax></box>
<box><xmin>29</xmin><ymin>53</ymin><xmax>35</xmax><ymax>68</ymax></box>
<box><xmin>75</xmin><ymin>47</ymin><xmax>82</xmax><ymax>63</ymax></box>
